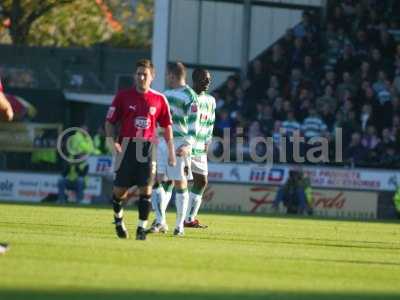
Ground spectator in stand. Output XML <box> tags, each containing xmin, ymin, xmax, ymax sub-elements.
<box><xmin>215</xmin><ymin>110</ymin><xmax>233</xmax><ymax>137</ymax></box>
<box><xmin>231</xmin><ymin>87</ymin><xmax>245</xmax><ymax>113</ymax></box>
<box><xmin>265</xmin><ymin>44</ymin><xmax>288</xmax><ymax>80</ymax></box>
<box><xmin>372</xmin><ymin>70</ymin><xmax>389</xmax><ymax>94</ymax></box>
<box><xmin>281</xmin><ymin>110</ymin><xmax>301</xmax><ymax>137</ymax></box>
<box><xmin>361</xmin><ymin>86</ymin><xmax>378</xmax><ymax>108</ymax></box>
<box><xmin>291</xmin><ymin>37</ymin><xmax>307</xmax><ymax>68</ymax></box>
<box><xmin>304</xmin><ymin>30</ymin><xmax>321</xmax><ymax>58</ymax></box>
<box><xmin>390</xmin><ymin>114</ymin><xmax>400</xmax><ymax>138</ymax></box>
<box><xmin>377</xmin><ymin>127</ymin><xmax>396</xmax><ymax>155</ymax></box>
<box><xmin>330</xmin><ymin>5</ymin><xmax>350</xmax><ymax>32</ymax></box>
<box><xmin>395</xmin><ymin>44</ymin><xmax>400</xmax><ymax>66</ymax></box>
<box><xmin>269</xmin><ymin>75</ymin><xmax>280</xmax><ymax>90</ymax></box>
<box><xmin>360</xmin><ymin>103</ymin><xmax>377</xmax><ymax>132</ymax></box>
<box><xmin>265</xmin><ymin>87</ymin><xmax>279</xmax><ymax>103</ymax></box>
<box><xmin>341</xmin><ymin>0</ymin><xmax>356</xmax><ymax>18</ymax></box>
<box><xmin>379</xmin><ymin>142</ymin><xmax>400</xmax><ymax>169</ymax></box>
<box><xmin>336</xmin><ymin>44</ymin><xmax>358</xmax><ymax>75</ymax></box>
<box><xmin>355</xmin><ymin>61</ymin><xmax>374</xmax><ymax>85</ymax></box>
<box><xmin>259</xmin><ymin>104</ymin><xmax>274</xmax><ymax>136</ymax></box>
<box><xmin>247</xmin><ymin>60</ymin><xmax>267</xmax><ymax>100</ymax></box>
<box><xmin>221</xmin><ymin>75</ymin><xmax>239</xmax><ymax>100</ymax></box>
<box><xmin>336</xmin><ymin>27</ymin><xmax>352</xmax><ymax>52</ymax></box>
<box><xmin>344</xmin><ymin>132</ymin><xmax>368</xmax><ymax>166</ymax></box>
<box><xmin>248</xmin><ymin>120</ymin><xmax>266</xmax><ymax>157</ymax></box>
<box><xmin>390</xmin><ymin>96</ymin><xmax>400</xmax><ymax>117</ymax></box>
<box><xmin>213</xmin><ymin>91</ymin><xmax>225</xmax><ymax>110</ymax></box>
<box><xmin>254</xmin><ymin>103</ymin><xmax>265</xmax><ymax>121</ymax></box>
<box><xmin>361</xmin><ymin>125</ymin><xmax>381</xmax><ymax>158</ymax></box>
<box><xmin>377</xmin><ymin>28</ymin><xmax>396</xmax><ymax>59</ymax></box>
<box><xmin>342</xmin><ymin>110</ymin><xmax>361</xmax><ymax>143</ymax></box>
<box><xmin>320</xmin><ymin>102</ymin><xmax>336</xmax><ymax>131</ymax></box>
<box><xmin>351</xmin><ymin>3</ymin><xmax>369</xmax><ymax>33</ymax></box>
<box><xmin>353</xmin><ymin>29</ymin><xmax>370</xmax><ymax>59</ymax></box>
<box><xmin>316</xmin><ymin>85</ymin><xmax>337</xmax><ymax>113</ymax></box>
<box><xmin>302</xmin><ymin>107</ymin><xmax>328</xmax><ymax>140</ymax></box>
<box><xmin>369</xmin><ymin>48</ymin><xmax>390</xmax><ymax>75</ymax></box>
<box><xmin>285</xmin><ymin>68</ymin><xmax>305</xmax><ymax>100</ymax></box>
<box><xmin>302</xmin><ymin>55</ymin><xmax>320</xmax><ymax>88</ymax></box>
<box><xmin>294</xmin><ymin>88</ymin><xmax>314</xmax><ymax>122</ymax></box>
<box><xmin>273</xmin><ymin>97</ymin><xmax>286</xmax><ymax>121</ymax></box>
<box><xmin>280</xmin><ymin>30</ymin><xmax>294</xmax><ymax>61</ymax></box>
<box><xmin>324</xmin><ymin>34</ymin><xmax>342</xmax><ymax>68</ymax></box>
<box><xmin>282</xmin><ymin>99</ymin><xmax>292</xmax><ymax>116</ymax></box>
<box><xmin>293</xmin><ymin>11</ymin><xmax>316</xmax><ymax>39</ymax></box>
<box><xmin>337</xmin><ymin>71</ymin><xmax>358</xmax><ymax>99</ymax></box>
<box><xmin>320</xmin><ymin>70</ymin><xmax>337</xmax><ymax>90</ymax></box>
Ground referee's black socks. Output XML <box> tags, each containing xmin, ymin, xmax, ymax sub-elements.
<box><xmin>112</xmin><ymin>195</ymin><xmax>124</xmax><ymax>220</ymax></box>
<box><xmin>138</xmin><ymin>194</ymin><xmax>152</xmax><ymax>224</ymax></box>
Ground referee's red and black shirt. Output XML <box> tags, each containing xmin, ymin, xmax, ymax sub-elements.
<box><xmin>106</xmin><ymin>87</ymin><xmax>172</xmax><ymax>141</ymax></box>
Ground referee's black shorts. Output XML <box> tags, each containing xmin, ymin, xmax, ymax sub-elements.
<box><xmin>114</xmin><ymin>140</ymin><xmax>156</xmax><ymax>188</ymax></box>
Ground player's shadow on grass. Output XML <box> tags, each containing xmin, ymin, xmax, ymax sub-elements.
<box><xmin>0</xmin><ymin>289</ymin><xmax>399</xmax><ymax>300</ymax></box>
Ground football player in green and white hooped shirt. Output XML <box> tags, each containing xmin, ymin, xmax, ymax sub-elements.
<box><xmin>151</xmin><ymin>62</ymin><xmax>198</xmax><ymax>236</ymax></box>
<box><xmin>184</xmin><ymin>68</ymin><xmax>216</xmax><ymax>228</ymax></box>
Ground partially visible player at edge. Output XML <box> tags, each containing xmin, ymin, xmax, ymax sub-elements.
<box><xmin>105</xmin><ymin>59</ymin><xmax>176</xmax><ymax>240</ymax></box>
<box><xmin>0</xmin><ymin>79</ymin><xmax>13</xmax><ymax>122</ymax></box>
<box><xmin>150</xmin><ymin>62</ymin><xmax>198</xmax><ymax>236</ymax></box>
<box><xmin>185</xmin><ymin>68</ymin><xmax>216</xmax><ymax>228</ymax></box>
<box><xmin>0</xmin><ymin>78</ymin><xmax>13</xmax><ymax>254</ymax></box>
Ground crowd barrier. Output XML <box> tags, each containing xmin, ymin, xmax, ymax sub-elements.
<box><xmin>0</xmin><ymin>155</ymin><xmax>398</xmax><ymax>219</ymax></box>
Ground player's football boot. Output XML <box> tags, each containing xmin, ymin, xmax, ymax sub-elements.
<box><xmin>136</xmin><ymin>226</ymin><xmax>147</xmax><ymax>240</ymax></box>
<box><xmin>173</xmin><ymin>228</ymin><xmax>184</xmax><ymax>236</ymax></box>
<box><xmin>0</xmin><ymin>243</ymin><xmax>9</xmax><ymax>255</ymax></box>
<box><xmin>113</xmin><ymin>217</ymin><xmax>129</xmax><ymax>239</ymax></box>
<box><xmin>148</xmin><ymin>222</ymin><xmax>169</xmax><ymax>234</ymax></box>
<box><xmin>184</xmin><ymin>219</ymin><xmax>208</xmax><ymax>228</ymax></box>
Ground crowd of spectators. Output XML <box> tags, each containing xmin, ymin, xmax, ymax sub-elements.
<box><xmin>213</xmin><ymin>0</ymin><xmax>400</xmax><ymax>169</ymax></box>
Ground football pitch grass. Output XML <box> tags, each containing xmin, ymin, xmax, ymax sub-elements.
<box><xmin>0</xmin><ymin>202</ymin><xmax>399</xmax><ymax>300</ymax></box>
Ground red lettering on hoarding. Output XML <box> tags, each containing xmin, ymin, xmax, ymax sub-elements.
<box><xmin>313</xmin><ymin>192</ymin><xmax>346</xmax><ymax>209</ymax></box>
<box><xmin>208</xmin><ymin>172</ymin><xmax>223</xmax><ymax>179</ymax></box>
<box><xmin>18</xmin><ymin>190</ymin><xmax>37</xmax><ymax>196</ymax></box>
<box><xmin>249</xmin><ymin>186</ymin><xmax>274</xmax><ymax>213</ymax></box>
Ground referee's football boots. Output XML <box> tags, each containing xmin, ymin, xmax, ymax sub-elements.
<box><xmin>136</xmin><ymin>226</ymin><xmax>147</xmax><ymax>240</ymax></box>
<box><xmin>114</xmin><ymin>217</ymin><xmax>129</xmax><ymax>239</ymax></box>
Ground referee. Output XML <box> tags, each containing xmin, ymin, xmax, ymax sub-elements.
<box><xmin>105</xmin><ymin>59</ymin><xmax>176</xmax><ymax>240</ymax></box>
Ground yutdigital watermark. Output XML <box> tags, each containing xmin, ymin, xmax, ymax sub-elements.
<box><xmin>56</xmin><ymin>127</ymin><xmax>92</xmax><ymax>163</ymax></box>
<box><xmin>56</xmin><ymin>127</ymin><xmax>343</xmax><ymax>168</ymax></box>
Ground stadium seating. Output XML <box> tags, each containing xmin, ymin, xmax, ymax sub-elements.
<box><xmin>214</xmin><ymin>0</ymin><xmax>400</xmax><ymax>169</ymax></box>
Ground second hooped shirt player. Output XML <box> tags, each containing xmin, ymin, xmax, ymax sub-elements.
<box><xmin>151</xmin><ymin>65</ymin><xmax>216</xmax><ymax>235</ymax></box>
